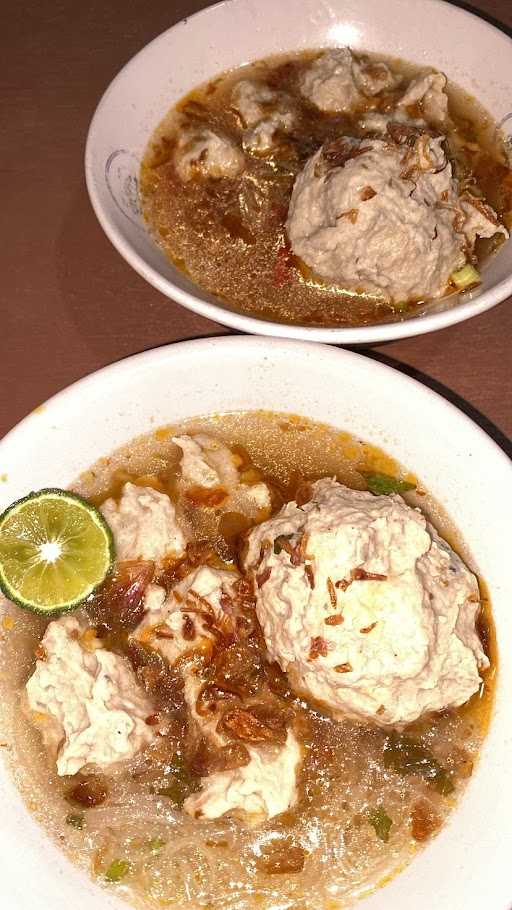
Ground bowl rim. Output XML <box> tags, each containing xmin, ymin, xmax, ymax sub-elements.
<box><xmin>84</xmin><ymin>0</ymin><xmax>512</xmax><ymax>344</ymax></box>
<box><xmin>2</xmin><ymin>335</ymin><xmax>510</xmax><ymax>471</ymax></box>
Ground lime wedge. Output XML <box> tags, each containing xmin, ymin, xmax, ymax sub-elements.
<box><xmin>0</xmin><ymin>489</ymin><xmax>115</xmax><ymax>614</ymax></box>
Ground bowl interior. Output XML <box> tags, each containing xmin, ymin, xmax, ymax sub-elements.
<box><xmin>86</xmin><ymin>0</ymin><xmax>512</xmax><ymax>342</ymax></box>
<box><xmin>0</xmin><ymin>337</ymin><xmax>511</xmax><ymax>910</ymax></box>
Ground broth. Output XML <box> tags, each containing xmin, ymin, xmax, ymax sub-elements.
<box><xmin>140</xmin><ymin>50</ymin><xmax>512</xmax><ymax>328</ymax></box>
<box><xmin>0</xmin><ymin>412</ymin><xmax>495</xmax><ymax>910</ymax></box>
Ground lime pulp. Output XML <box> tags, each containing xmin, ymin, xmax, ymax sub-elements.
<box><xmin>0</xmin><ymin>488</ymin><xmax>114</xmax><ymax>614</ymax></box>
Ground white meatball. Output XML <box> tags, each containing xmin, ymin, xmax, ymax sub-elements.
<box><xmin>26</xmin><ymin>616</ymin><xmax>155</xmax><ymax>776</ymax></box>
<box><xmin>399</xmin><ymin>72</ymin><xmax>449</xmax><ymax>126</ymax></box>
<box><xmin>173</xmin><ymin>433</ymin><xmax>272</xmax><ymax>519</ymax></box>
<box><xmin>286</xmin><ymin>133</ymin><xmax>505</xmax><ymax>302</ymax></box>
<box><xmin>174</xmin><ymin>128</ymin><xmax>245</xmax><ymax>181</ymax></box>
<box><xmin>101</xmin><ymin>482</ymin><xmax>187</xmax><ymax>564</ymax></box>
<box><xmin>243</xmin><ymin>478</ymin><xmax>489</xmax><ymax>726</ymax></box>
<box><xmin>300</xmin><ymin>48</ymin><xmax>399</xmax><ymax>113</ymax></box>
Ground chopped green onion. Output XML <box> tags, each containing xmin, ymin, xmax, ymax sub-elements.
<box><xmin>391</xmin><ymin>298</ymin><xmax>410</xmax><ymax>312</ymax></box>
<box><xmin>383</xmin><ymin>732</ymin><xmax>454</xmax><ymax>795</ymax></box>
<box><xmin>104</xmin><ymin>859</ymin><xmax>131</xmax><ymax>883</ymax></box>
<box><xmin>155</xmin><ymin>780</ymin><xmax>187</xmax><ymax>805</ymax></box>
<box><xmin>368</xmin><ymin>806</ymin><xmax>393</xmax><ymax>842</ymax></box>
<box><xmin>65</xmin><ymin>812</ymin><xmax>85</xmax><ymax>830</ymax></box>
<box><xmin>153</xmin><ymin>753</ymin><xmax>200</xmax><ymax>806</ymax></box>
<box><xmin>364</xmin><ymin>473</ymin><xmax>416</xmax><ymax>496</ymax></box>
<box><xmin>274</xmin><ymin>534</ymin><xmax>294</xmax><ymax>555</ymax></box>
<box><xmin>168</xmin><ymin>751</ymin><xmax>192</xmax><ymax>782</ymax></box>
<box><xmin>147</xmin><ymin>837</ymin><xmax>166</xmax><ymax>853</ymax></box>
<box><xmin>451</xmin><ymin>264</ymin><xmax>481</xmax><ymax>290</ymax></box>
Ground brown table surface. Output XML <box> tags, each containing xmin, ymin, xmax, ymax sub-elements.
<box><xmin>2</xmin><ymin>0</ymin><xmax>511</xmax><ymax>454</ymax></box>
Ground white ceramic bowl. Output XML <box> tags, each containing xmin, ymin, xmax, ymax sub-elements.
<box><xmin>0</xmin><ymin>337</ymin><xmax>511</xmax><ymax>910</ymax></box>
<box><xmin>85</xmin><ymin>0</ymin><xmax>512</xmax><ymax>344</ymax></box>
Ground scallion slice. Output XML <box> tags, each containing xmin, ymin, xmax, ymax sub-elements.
<box><xmin>451</xmin><ymin>264</ymin><xmax>481</xmax><ymax>290</ymax></box>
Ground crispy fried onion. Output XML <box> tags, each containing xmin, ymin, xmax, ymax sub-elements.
<box><xmin>218</xmin><ymin>704</ymin><xmax>289</xmax><ymax>745</ymax></box>
<box><xmin>399</xmin><ymin>133</ymin><xmax>446</xmax><ymax>179</ymax></box>
<box><xmin>387</xmin><ymin>121</ymin><xmax>424</xmax><ymax>147</ymax></box>
<box><xmin>335</xmin><ymin>566</ymin><xmax>387</xmax><ymax>591</ymax></box>
<box><xmin>314</xmin><ymin>138</ymin><xmax>370</xmax><ymax>178</ymax></box>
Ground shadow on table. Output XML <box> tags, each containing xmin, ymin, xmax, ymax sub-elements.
<box><xmin>360</xmin><ymin>348</ymin><xmax>512</xmax><ymax>459</ymax></box>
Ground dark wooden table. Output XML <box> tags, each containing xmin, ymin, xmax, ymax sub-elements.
<box><xmin>2</xmin><ymin>0</ymin><xmax>511</xmax><ymax>453</ymax></box>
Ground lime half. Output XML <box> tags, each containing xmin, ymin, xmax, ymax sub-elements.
<box><xmin>0</xmin><ymin>489</ymin><xmax>114</xmax><ymax>614</ymax></box>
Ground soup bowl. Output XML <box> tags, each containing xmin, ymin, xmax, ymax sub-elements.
<box><xmin>85</xmin><ymin>0</ymin><xmax>512</xmax><ymax>344</ymax></box>
<box><xmin>0</xmin><ymin>337</ymin><xmax>511</xmax><ymax>909</ymax></box>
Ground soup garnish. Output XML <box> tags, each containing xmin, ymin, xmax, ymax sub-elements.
<box><xmin>0</xmin><ymin>489</ymin><xmax>113</xmax><ymax>614</ymax></box>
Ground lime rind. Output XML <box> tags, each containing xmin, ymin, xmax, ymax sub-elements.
<box><xmin>0</xmin><ymin>488</ymin><xmax>115</xmax><ymax>615</ymax></box>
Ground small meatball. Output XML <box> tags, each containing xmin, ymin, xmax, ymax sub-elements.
<box><xmin>300</xmin><ymin>48</ymin><xmax>361</xmax><ymax>113</ymax></box>
<box><xmin>26</xmin><ymin>616</ymin><xmax>155</xmax><ymax>776</ymax></box>
<box><xmin>174</xmin><ymin>128</ymin><xmax>245</xmax><ymax>181</ymax></box>
<box><xmin>352</xmin><ymin>56</ymin><xmax>401</xmax><ymax>97</ymax></box>
<box><xmin>231</xmin><ymin>79</ymin><xmax>295</xmax><ymax>155</ymax></box>
<box><xmin>399</xmin><ymin>72</ymin><xmax>449</xmax><ymax>126</ymax></box>
<box><xmin>243</xmin><ymin>478</ymin><xmax>489</xmax><ymax>726</ymax></box>
<box><xmin>300</xmin><ymin>48</ymin><xmax>399</xmax><ymax>113</ymax></box>
<box><xmin>244</xmin><ymin>110</ymin><xmax>295</xmax><ymax>155</ymax></box>
<box><xmin>231</xmin><ymin>79</ymin><xmax>278</xmax><ymax>127</ymax></box>
<box><xmin>184</xmin><ymin>730</ymin><xmax>302</xmax><ymax>826</ymax></box>
<box><xmin>101</xmin><ymin>482</ymin><xmax>187</xmax><ymax>564</ymax></box>
<box><xmin>174</xmin><ymin>433</ymin><xmax>239</xmax><ymax>489</ymax></box>
<box><xmin>173</xmin><ymin>433</ymin><xmax>272</xmax><ymax>519</ymax></box>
